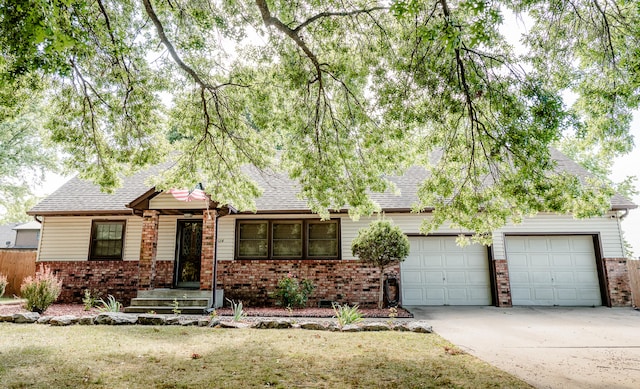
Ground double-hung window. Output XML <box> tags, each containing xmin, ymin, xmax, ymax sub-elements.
<box><xmin>89</xmin><ymin>221</ymin><xmax>126</xmax><ymax>260</ymax></box>
<box><xmin>236</xmin><ymin>219</ymin><xmax>339</xmax><ymax>259</ymax></box>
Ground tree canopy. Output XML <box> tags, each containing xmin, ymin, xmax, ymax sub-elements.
<box><xmin>1</xmin><ymin>0</ymin><xmax>638</xmax><ymax>240</ymax></box>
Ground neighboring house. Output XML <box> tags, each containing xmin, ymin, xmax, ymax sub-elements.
<box><xmin>0</xmin><ymin>221</ymin><xmax>41</xmax><ymax>249</ymax></box>
<box><xmin>28</xmin><ymin>150</ymin><xmax>636</xmax><ymax>308</ymax></box>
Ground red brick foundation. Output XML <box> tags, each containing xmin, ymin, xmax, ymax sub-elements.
<box><xmin>604</xmin><ymin>258</ymin><xmax>632</xmax><ymax>307</ymax></box>
<box><xmin>39</xmin><ymin>260</ymin><xmax>174</xmax><ymax>305</ymax></box>
<box><xmin>216</xmin><ymin>260</ymin><xmax>397</xmax><ymax>307</ymax></box>
<box><xmin>493</xmin><ymin>259</ymin><xmax>512</xmax><ymax>307</ymax></box>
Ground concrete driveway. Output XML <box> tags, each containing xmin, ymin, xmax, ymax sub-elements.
<box><xmin>407</xmin><ymin>306</ymin><xmax>640</xmax><ymax>389</ymax></box>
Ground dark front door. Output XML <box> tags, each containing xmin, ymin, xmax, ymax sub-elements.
<box><xmin>175</xmin><ymin>220</ymin><xmax>202</xmax><ymax>288</ymax></box>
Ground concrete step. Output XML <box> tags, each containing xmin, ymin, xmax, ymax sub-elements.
<box><xmin>129</xmin><ymin>297</ymin><xmax>210</xmax><ymax>307</ymax></box>
<box><xmin>123</xmin><ymin>305</ymin><xmax>208</xmax><ymax>315</ymax></box>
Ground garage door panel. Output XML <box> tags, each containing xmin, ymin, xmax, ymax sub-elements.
<box><xmin>554</xmin><ymin>271</ymin><xmax>575</xmax><ymax>284</ymax></box>
<box><xmin>576</xmin><ymin>271</ymin><xmax>599</xmax><ymax>283</ymax></box>
<box><xmin>467</xmin><ymin>271</ymin><xmax>490</xmax><ymax>285</ymax></box>
<box><xmin>445</xmin><ymin>254</ymin><xmax>464</xmax><ymax>267</ymax></box>
<box><xmin>530</xmin><ymin>254</ymin><xmax>551</xmax><ymax>266</ymax></box>
<box><xmin>532</xmin><ymin>271</ymin><xmax>553</xmax><ymax>284</ymax></box>
<box><xmin>551</xmin><ymin>254</ymin><xmax>572</xmax><ymax>267</ymax></box>
<box><xmin>511</xmin><ymin>288</ymin><xmax>532</xmax><ymax>301</ymax></box>
<box><xmin>574</xmin><ymin>253</ymin><xmax>596</xmax><ymax>267</ymax></box>
<box><xmin>425</xmin><ymin>271</ymin><xmax>445</xmax><ymax>285</ymax></box>
<box><xmin>446</xmin><ymin>271</ymin><xmax>466</xmax><ymax>284</ymax></box>
<box><xmin>533</xmin><ymin>288</ymin><xmax>554</xmax><ymax>301</ymax></box>
<box><xmin>467</xmin><ymin>254</ymin><xmax>488</xmax><ymax>267</ymax></box>
<box><xmin>402</xmin><ymin>271</ymin><xmax>423</xmax><ymax>284</ymax></box>
<box><xmin>401</xmin><ymin>237</ymin><xmax>491</xmax><ymax>305</ymax></box>
<box><xmin>402</xmin><ymin>288</ymin><xmax>424</xmax><ymax>305</ymax></box>
<box><xmin>425</xmin><ymin>255</ymin><xmax>445</xmax><ymax>267</ymax></box>
<box><xmin>506</xmin><ymin>235</ymin><xmax>601</xmax><ymax>306</ymax></box>
<box><xmin>550</xmin><ymin>238</ymin><xmax>571</xmax><ymax>251</ymax></box>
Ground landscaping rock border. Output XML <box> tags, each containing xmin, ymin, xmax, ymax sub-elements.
<box><xmin>1</xmin><ymin>312</ymin><xmax>432</xmax><ymax>333</ymax></box>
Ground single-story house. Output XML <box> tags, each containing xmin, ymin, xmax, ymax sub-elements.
<box><xmin>28</xmin><ymin>149</ymin><xmax>636</xmax><ymax>308</ymax></box>
<box><xmin>0</xmin><ymin>220</ymin><xmax>41</xmax><ymax>249</ymax></box>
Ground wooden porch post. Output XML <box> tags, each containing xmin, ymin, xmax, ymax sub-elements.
<box><xmin>139</xmin><ymin>209</ymin><xmax>160</xmax><ymax>290</ymax></box>
<box><xmin>200</xmin><ymin>209</ymin><xmax>217</xmax><ymax>290</ymax></box>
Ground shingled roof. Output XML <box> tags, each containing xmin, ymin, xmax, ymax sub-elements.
<box><xmin>28</xmin><ymin>149</ymin><xmax>636</xmax><ymax>216</ymax></box>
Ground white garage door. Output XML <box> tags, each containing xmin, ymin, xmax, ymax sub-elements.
<box><xmin>506</xmin><ymin>235</ymin><xmax>602</xmax><ymax>306</ymax></box>
<box><xmin>401</xmin><ymin>236</ymin><xmax>491</xmax><ymax>305</ymax></box>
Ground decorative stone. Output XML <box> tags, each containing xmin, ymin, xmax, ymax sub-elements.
<box><xmin>94</xmin><ymin>312</ymin><xmax>137</xmax><ymax>325</ymax></box>
<box><xmin>406</xmin><ymin>321</ymin><xmax>433</xmax><ymax>333</ymax></box>
<box><xmin>178</xmin><ymin>318</ymin><xmax>199</xmax><ymax>326</ymax></box>
<box><xmin>165</xmin><ymin>316</ymin><xmax>181</xmax><ymax>325</ymax></box>
<box><xmin>13</xmin><ymin>312</ymin><xmax>40</xmax><ymax>323</ymax></box>
<box><xmin>252</xmin><ymin>320</ymin><xmax>293</xmax><ymax>329</ymax></box>
<box><xmin>299</xmin><ymin>322</ymin><xmax>329</xmax><ymax>331</ymax></box>
<box><xmin>49</xmin><ymin>315</ymin><xmax>79</xmax><ymax>326</ymax></box>
<box><xmin>340</xmin><ymin>324</ymin><xmax>361</xmax><ymax>332</ymax></box>
<box><xmin>0</xmin><ymin>314</ymin><xmax>15</xmax><ymax>322</ymax></box>
<box><xmin>78</xmin><ymin>316</ymin><xmax>95</xmax><ymax>325</ymax></box>
<box><xmin>197</xmin><ymin>318</ymin><xmax>210</xmax><ymax>327</ymax></box>
<box><xmin>361</xmin><ymin>322</ymin><xmax>391</xmax><ymax>331</ymax></box>
<box><xmin>219</xmin><ymin>321</ymin><xmax>250</xmax><ymax>329</ymax></box>
<box><xmin>137</xmin><ymin>314</ymin><xmax>167</xmax><ymax>326</ymax></box>
<box><xmin>37</xmin><ymin>316</ymin><xmax>53</xmax><ymax>324</ymax></box>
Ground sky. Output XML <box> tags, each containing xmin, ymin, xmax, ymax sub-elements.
<box><xmin>20</xmin><ymin>8</ymin><xmax>640</xmax><ymax>257</ymax></box>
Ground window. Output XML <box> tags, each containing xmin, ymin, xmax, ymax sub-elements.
<box><xmin>236</xmin><ymin>219</ymin><xmax>339</xmax><ymax>259</ymax></box>
<box><xmin>90</xmin><ymin>221</ymin><xmax>125</xmax><ymax>260</ymax></box>
<box><xmin>237</xmin><ymin>221</ymin><xmax>268</xmax><ymax>258</ymax></box>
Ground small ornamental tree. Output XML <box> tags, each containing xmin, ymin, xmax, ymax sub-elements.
<box><xmin>351</xmin><ymin>220</ymin><xmax>410</xmax><ymax>308</ymax></box>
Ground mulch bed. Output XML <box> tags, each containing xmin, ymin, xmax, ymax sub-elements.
<box><xmin>215</xmin><ymin>306</ymin><xmax>413</xmax><ymax>318</ymax></box>
<box><xmin>0</xmin><ymin>303</ymin><xmax>413</xmax><ymax>319</ymax></box>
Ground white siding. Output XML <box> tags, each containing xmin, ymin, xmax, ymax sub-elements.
<box><xmin>157</xmin><ymin>215</ymin><xmax>181</xmax><ymax>261</ymax></box>
<box><xmin>39</xmin><ymin>216</ymin><xmax>141</xmax><ymax>262</ymax></box>
<box><xmin>123</xmin><ymin>217</ymin><xmax>142</xmax><ymax>260</ymax></box>
<box><xmin>218</xmin><ymin>212</ymin><xmax>625</xmax><ymax>261</ymax></box>
<box><xmin>150</xmin><ymin>192</ymin><xmax>208</xmax><ymax>210</ymax></box>
<box><xmin>217</xmin><ymin>216</ymin><xmax>235</xmax><ymax>261</ymax></box>
<box><xmin>492</xmin><ymin>212</ymin><xmax>623</xmax><ymax>260</ymax></box>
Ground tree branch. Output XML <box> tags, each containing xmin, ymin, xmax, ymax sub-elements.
<box><xmin>142</xmin><ymin>0</ymin><xmax>216</xmax><ymax>90</ymax></box>
<box><xmin>293</xmin><ymin>7</ymin><xmax>388</xmax><ymax>33</ymax></box>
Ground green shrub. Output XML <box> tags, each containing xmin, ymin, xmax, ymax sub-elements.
<box><xmin>97</xmin><ymin>295</ymin><xmax>122</xmax><ymax>312</ymax></box>
<box><xmin>20</xmin><ymin>267</ymin><xmax>63</xmax><ymax>313</ymax></box>
<box><xmin>273</xmin><ymin>273</ymin><xmax>315</xmax><ymax>308</ymax></box>
<box><xmin>226</xmin><ymin>298</ymin><xmax>246</xmax><ymax>322</ymax></box>
<box><xmin>352</xmin><ymin>219</ymin><xmax>410</xmax><ymax>308</ymax></box>
<box><xmin>332</xmin><ymin>303</ymin><xmax>363</xmax><ymax>327</ymax></box>
<box><xmin>82</xmin><ymin>289</ymin><xmax>102</xmax><ymax>311</ymax></box>
<box><xmin>0</xmin><ymin>273</ymin><xmax>7</xmax><ymax>298</ymax></box>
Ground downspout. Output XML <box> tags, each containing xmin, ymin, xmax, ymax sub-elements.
<box><xmin>619</xmin><ymin>209</ymin><xmax>630</xmax><ymax>220</ymax></box>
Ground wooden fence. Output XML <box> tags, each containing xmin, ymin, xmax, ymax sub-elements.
<box><xmin>629</xmin><ymin>259</ymin><xmax>640</xmax><ymax>308</ymax></box>
<box><xmin>0</xmin><ymin>250</ymin><xmax>36</xmax><ymax>297</ymax></box>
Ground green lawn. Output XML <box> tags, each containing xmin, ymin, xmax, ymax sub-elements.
<box><xmin>0</xmin><ymin>324</ymin><xmax>531</xmax><ymax>388</ymax></box>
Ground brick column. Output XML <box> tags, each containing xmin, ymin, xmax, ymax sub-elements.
<box><xmin>494</xmin><ymin>259</ymin><xmax>512</xmax><ymax>307</ymax></box>
<box><xmin>200</xmin><ymin>209</ymin><xmax>217</xmax><ymax>290</ymax></box>
<box><xmin>139</xmin><ymin>210</ymin><xmax>160</xmax><ymax>290</ymax></box>
<box><xmin>604</xmin><ymin>258</ymin><xmax>632</xmax><ymax>307</ymax></box>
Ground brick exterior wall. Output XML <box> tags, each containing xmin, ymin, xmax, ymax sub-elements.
<box><xmin>200</xmin><ymin>210</ymin><xmax>217</xmax><ymax>290</ymax></box>
<box><xmin>39</xmin><ymin>260</ymin><xmax>172</xmax><ymax>305</ymax></box>
<box><xmin>604</xmin><ymin>258</ymin><xmax>632</xmax><ymax>307</ymax></box>
<box><xmin>493</xmin><ymin>259</ymin><xmax>512</xmax><ymax>307</ymax></box>
<box><xmin>216</xmin><ymin>259</ymin><xmax>398</xmax><ymax>307</ymax></box>
<box><xmin>139</xmin><ymin>210</ymin><xmax>160</xmax><ymax>290</ymax></box>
